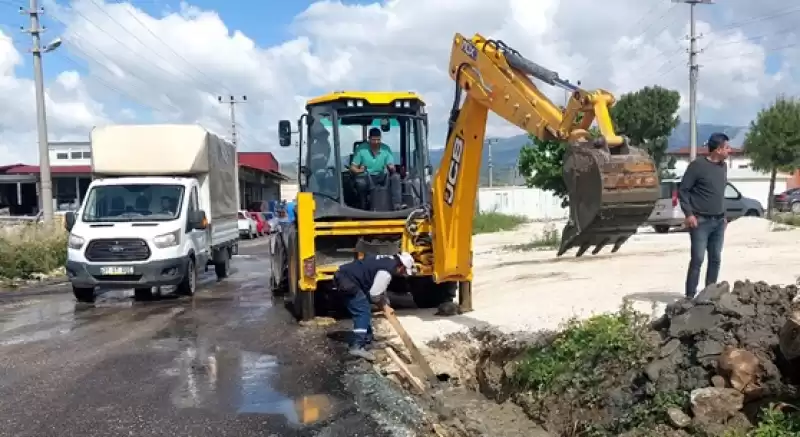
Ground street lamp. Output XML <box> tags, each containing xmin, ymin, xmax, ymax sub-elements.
<box><xmin>43</xmin><ymin>37</ymin><xmax>61</xmax><ymax>53</ymax></box>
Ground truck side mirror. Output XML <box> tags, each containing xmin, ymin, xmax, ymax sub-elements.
<box><xmin>190</xmin><ymin>210</ymin><xmax>208</xmax><ymax>230</ymax></box>
<box><xmin>64</xmin><ymin>211</ymin><xmax>76</xmax><ymax>232</ymax></box>
<box><xmin>278</xmin><ymin>120</ymin><xmax>292</xmax><ymax>147</ymax></box>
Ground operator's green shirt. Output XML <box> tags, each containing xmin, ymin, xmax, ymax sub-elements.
<box><xmin>352</xmin><ymin>142</ymin><xmax>394</xmax><ymax>175</ymax></box>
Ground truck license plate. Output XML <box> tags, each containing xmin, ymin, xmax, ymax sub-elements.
<box><xmin>100</xmin><ymin>266</ymin><xmax>134</xmax><ymax>275</ymax></box>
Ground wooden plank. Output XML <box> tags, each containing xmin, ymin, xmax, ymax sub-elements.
<box><xmin>381</xmin><ymin>304</ymin><xmax>439</xmax><ymax>385</ymax></box>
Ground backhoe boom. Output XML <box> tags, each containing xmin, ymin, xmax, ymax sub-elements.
<box><xmin>429</xmin><ymin>33</ymin><xmax>659</xmax><ymax>283</ymax></box>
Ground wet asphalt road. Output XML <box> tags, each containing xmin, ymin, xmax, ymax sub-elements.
<box><xmin>0</xmin><ymin>240</ymin><xmax>424</xmax><ymax>437</ymax></box>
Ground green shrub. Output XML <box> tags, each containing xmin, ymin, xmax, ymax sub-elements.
<box><xmin>512</xmin><ymin>302</ymin><xmax>653</xmax><ymax>396</ymax></box>
<box><xmin>473</xmin><ymin>211</ymin><xmax>528</xmax><ymax>234</ymax></box>
<box><xmin>724</xmin><ymin>404</ymin><xmax>800</xmax><ymax>437</ymax></box>
<box><xmin>0</xmin><ymin>223</ymin><xmax>67</xmax><ymax>280</ymax></box>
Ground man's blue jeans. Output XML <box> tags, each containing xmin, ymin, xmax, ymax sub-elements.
<box><xmin>345</xmin><ymin>290</ymin><xmax>373</xmax><ymax>348</ymax></box>
<box><xmin>685</xmin><ymin>215</ymin><xmax>726</xmax><ymax>298</ymax></box>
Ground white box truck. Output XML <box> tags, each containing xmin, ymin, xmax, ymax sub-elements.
<box><xmin>64</xmin><ymin>124</ymin><xmax>240</xmax><ymax>302</ymax></box>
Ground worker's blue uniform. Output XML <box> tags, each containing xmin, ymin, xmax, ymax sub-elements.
<box><xmin>334</xmin><ymin>255</ymin><xmax>398</xmax><ymax>348</ymax></box>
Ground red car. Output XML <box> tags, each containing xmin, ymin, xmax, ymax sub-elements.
<box><xmin>247</xmin><ymin>211</ymin><xmax>266</xmax><ymax>236</ymax></box>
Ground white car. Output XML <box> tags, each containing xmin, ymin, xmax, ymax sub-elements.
<box><xmin>238</xmin><ymin>211</ymin><xmax>258</xmax><ymax>239</ymax></box>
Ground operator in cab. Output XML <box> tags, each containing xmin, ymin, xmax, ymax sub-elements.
<box><xmin>333</xmin><ymin>252</ymin><xmax>415</xmax><ymax>361</ymax></box>
<box><xmin>349</xmin><ymin>128</ymin><xmax>403</xmax><ymax>211</ymax></box>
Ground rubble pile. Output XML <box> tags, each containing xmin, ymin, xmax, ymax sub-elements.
<box><xmin>428</xmin><ymin>280</ymin><xmax>800</xmax><ymax>436</ymax></box>
<box><xmin>643</xmin><ymin>280</ymin><xmax>800</xmax><ymax>435</ymax></box>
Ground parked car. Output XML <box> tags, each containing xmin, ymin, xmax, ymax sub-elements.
<box><xmin>248</xmin><ymin>211</ymin><xmax>266</xmax><ymax>236</ymax></box>
<box><xmin>261</xmin><ymin>212</ymin><xmax>280</xmax><ymax>234</ymax></box>
<box><xmin>773</xmin><ymin>188</ymin><xmax>800</xmax><ymax>213</ymax></box>
<box><xmin>647</xmin><ymin>178</ymin><xmax>764</xmax><ymax>233</ymax></box>
<box><xmin>238</xmin><ymin>210</ymin><xmax>258</xmax><ymax>239</ymax></box>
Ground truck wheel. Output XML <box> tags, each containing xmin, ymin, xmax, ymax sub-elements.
<box><xmin>72</xmin><ymin>286</ymin><xmax>95</xmax><ymax>303</ymax></box>
<box><xmin>411</xmin><ymin>280</ymin><xmax>457</xmax><ymax>309</ymax></box>
<box><xmin>214</xmin><ymin>249</ymin><xmax>231</xmax><ymax>280</ymax></box>
<box><xmin>176</xmin><ymin>258</ymin><xmax>197</xmax><ymax>296</ymax></box>
<box><xmin>653</xmin><ymin>225</ymin><xmax>670</xmax><ymax>234</ymax></box>
<box><xmin>134</xmin><ymin>287</ymin><xmax>154</xmax><ymax>301</ymax></box>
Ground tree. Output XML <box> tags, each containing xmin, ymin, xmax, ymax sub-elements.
<box><xmin>743</xmin><ymin>96</ymin><xmax>800</xmax><ymax>217</ymax></box>
<box><xmin>517</xmin><ymin>126</ymin><xmax>599</xmax><ymax>207</ymax></box>
<box><xmin>518</xmin><ymin>136</ymin><xmax>569</xmax><ymax>206</ymax></box>
<box><xmin>610</xmin><ymin>85</ymin><xmax>681</xmax><ymax>176</ymax></box>
<box><xmin>517</xmin><ymin>85</ymin><xmax>680</xmax><ymax>201</ymax></box>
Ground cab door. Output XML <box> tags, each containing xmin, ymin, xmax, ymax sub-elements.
<box><xmin>186</xmin><ymin>185</ymin><xmax>208</xmax><ymax>262</ymax></box>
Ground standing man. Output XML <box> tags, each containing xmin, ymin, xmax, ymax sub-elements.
<box><xmin>333</xmin><ymin>252</ymin><xmax>416</xmax><ymax>361</ymax></box>
<box><xmin>678</xmin><ymin>133</ymin><xmax>731</xmax><ymax>298</ymax></box>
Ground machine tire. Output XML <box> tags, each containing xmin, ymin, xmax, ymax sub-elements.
<box><xmin>745</xmin><ymin>209</ymin><xmax>760</xmax><ymax>217</ymax></box>
<box><xmin>271</xmin><ymin>236</ymin><xmax>288</xmax><ymax>296</ymax></box>
<box><xmin>214</xmin><ymin>248</ymin><xmax>231</xmax><ymax>280</ymax></box>
<box><xmin>653</xmin><ymin>225</ymin><xmax>671</xmax><ymax>234</ymax></box>
<box><xmin>72</xmin><ymin>286</ymin><xmax>95</xmax><ymax>303</ymax></box>
<box><xmin>286</xmin><ymin>233</ymin><xmax>315</xmax><ymax>321</ymax></box>
<box><xmin>175</xmin><ymin>258</ymin><xmax>197</xmax><ymax>296</ymax></box>
<box><xmin>792</xmin><ymin>202</ymin><xmax>800</xmax><ymax>214</ymax></box>
<box><xmin>411</xmin><ymin>280</ymin><xmax>457</xmax><ymax>309</ymax></box>
<box><xmin>134</xmin><ymin>287</ymin><xmax>155</xmax><ymax>301</ymax></box>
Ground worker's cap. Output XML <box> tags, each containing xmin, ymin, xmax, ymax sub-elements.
<box><xmin>396</xmin><ymin>252</ymin><xmax>415</xmax><ymax>274</ymax></box>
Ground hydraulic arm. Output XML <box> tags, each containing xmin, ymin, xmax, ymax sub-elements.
<box><xmin>429</xmin><ymin>33</ymin><xmax>659</xmax><ymax>282</ymax></box>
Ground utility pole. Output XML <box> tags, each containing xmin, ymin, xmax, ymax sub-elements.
<box><xmin>218</xmin><ymin>95</ymin><xmax>246</xmax><ymax>208</ymax></box>
<box><xmin>673</xmin><ymin>0</ymin><xmax>713</xmax><ymax>161</ymax></box>
<box><xmin>23</xmin><ymin>0</ymin><xmax>54</xmax><ymax>221</ymax></box>
<box><xmin>485</xmin><ymin>138</ymin><xmax>499</xmax><ymax>187</ymax></box>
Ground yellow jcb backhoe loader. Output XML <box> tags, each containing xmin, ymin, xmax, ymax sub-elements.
<box><xmin>273</xmin><ymin>33</ymin><xmax>659</xmax><ymax>321</ymax></box>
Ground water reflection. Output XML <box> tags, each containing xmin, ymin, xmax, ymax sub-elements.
<box><xmin>164</xmin><ymin>339</ymin><xmax>335</xmax><ymax>425</ymax></box>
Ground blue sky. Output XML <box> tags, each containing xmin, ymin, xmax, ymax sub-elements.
<box><xmin>4</xmin><ymin>0</ymin><xmax>323</xmax><ymax>81</ymax></box>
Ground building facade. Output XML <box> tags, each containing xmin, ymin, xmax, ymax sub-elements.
<box><xmin>0</xmin><ymin>142</ymin><xmax>287</xmax><ymax>215</ymax></box>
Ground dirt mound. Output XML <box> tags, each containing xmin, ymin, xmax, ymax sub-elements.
<box><xmin>427</xmin><ymin>280</ymin><xmax>800</xmax><ymax>436</ymax></box>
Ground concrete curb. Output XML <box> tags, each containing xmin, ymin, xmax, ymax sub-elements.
<box><xmin>0</xmin><ymin>276</ymin><xmax>69</xmax><ymax>300</ymax></box>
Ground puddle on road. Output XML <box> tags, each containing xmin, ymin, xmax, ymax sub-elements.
<box><xmin>157</xmin><ymin>337</ymin><xmax>337</xmax><ymax>426</ymax></box>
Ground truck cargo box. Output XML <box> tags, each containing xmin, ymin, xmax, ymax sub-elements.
<box><xmin>90</xmin><ymin>124</ymin><xmax>238</xmax><ymax>220</ymax></box>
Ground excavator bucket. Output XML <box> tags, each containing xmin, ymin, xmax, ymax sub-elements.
<box><xmin>558</xmin><ymin>141</ymin><xmax>659</xmax><ymax>257</ymax></box>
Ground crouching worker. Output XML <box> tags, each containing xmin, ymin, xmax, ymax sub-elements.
<box><xmin>333</xmin><ymin>252</ymin><xmax>416</xmax><ymax>361</ymax></box>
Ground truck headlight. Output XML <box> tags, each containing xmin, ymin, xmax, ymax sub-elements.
<box><xmin>68</xmin><ymin>234</ymin><xmax>85</xmax><ymax>250</ymax></box>
<box><xmin>153</xmin><ymin>229</ymin><xmax>180</xmax><ymax>248</ymax></box>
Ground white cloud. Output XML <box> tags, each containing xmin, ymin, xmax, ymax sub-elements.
<box><xmin>0</xmin><ymin>0</ymin><xmax>798</xmax><ymax>167</ymax></box>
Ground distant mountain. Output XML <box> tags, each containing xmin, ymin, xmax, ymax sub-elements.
<box><xmin>279</xmin><ymin>122</ymin><xmax>747</xmax><ymax>186</ymax></box>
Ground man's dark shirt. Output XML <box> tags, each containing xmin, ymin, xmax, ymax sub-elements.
<box><xmin>678</xmin><ymin>157</ymin><xmax>727</xmax><ymax>216</ymax></box>
<box><xmin>336</xmin><ymin>255</ymin><xmax>397</xmax><ymax>293</ymax></box>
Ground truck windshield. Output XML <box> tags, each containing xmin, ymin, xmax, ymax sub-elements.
<box><xmin>81</xmin><ymin>184</ymin><xmax>185</xmax><ymax>222</ymax></box>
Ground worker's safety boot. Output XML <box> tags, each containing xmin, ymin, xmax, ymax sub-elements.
<box><xmin>349</xmin><ymin>346</ymin><xmax>376</xmax><ymax>362</ymax></box>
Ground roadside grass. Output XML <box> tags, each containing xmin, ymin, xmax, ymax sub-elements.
<box><xmin>472</xmin><ymin>211</ymin><xmax>528</xmax><ymax>235</ymax></box>
<box><xmin>724</xmin><ymin>404</ymin><xmax>800</xmax><ymax>437</ymax></box>
<box><xmin>771</xmin><ymin>212</ymin><xmax>800</xmax><ymax>226</ymax></box>
<box><xmin>503</xmin><ymin>222</ymin><xmax>561</xmax><ymax>251</ymax></box>
<box><xmin>0</xmin><ymin>223</ymin><xmax>67</xmax><ymax>285</ymax></box>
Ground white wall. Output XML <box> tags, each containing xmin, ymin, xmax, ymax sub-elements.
<box><xmin>478</xmin><ymin>186</ymin><xmax>568</xmax><ymax>220</ymax></box>
<box><xmin>281</xmin><ymin>182</ymin><xmax>298</xmax><ymax>201</ymax></box>
<box><xmin>49</xmin><ymin>143</ymin><xmax>92</xmax><ymax>167</ymax></box>
<box><xmin>727</xmin><ymin>171</ymin><xmax>789</xmax><ymax>209</ymax></box>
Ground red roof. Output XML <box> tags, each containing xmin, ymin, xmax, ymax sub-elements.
<box><xmin>237</xmin><ymin>152</ymin><xmax>279</xmax><ymax>173</ymax></box>
<box><xmin>668</xmin><ymin>146</ymin><xmax>744</xmax><ymax>156</ymax></box>
<box><xmin>0</xmin><ymin>152</ymin><xmax>285</xmax><ymax>178</ymax></box>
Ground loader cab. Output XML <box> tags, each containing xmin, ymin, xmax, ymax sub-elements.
<box><xmin>278</xmin><ymin>92</ymin><xmax>431</xmax><ymax>220</ymax></box>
